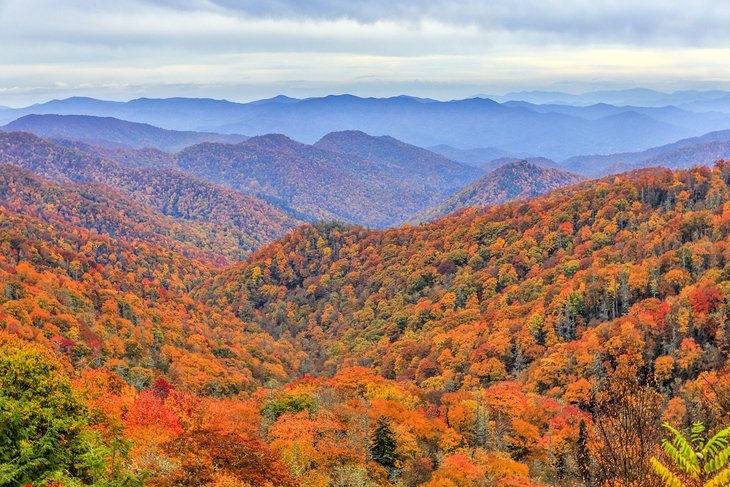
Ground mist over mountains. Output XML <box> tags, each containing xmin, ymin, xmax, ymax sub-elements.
<box><xmin>4</xmin><ymin>89</ymin><xmax>730</xmax><ymax>160</ymax></box>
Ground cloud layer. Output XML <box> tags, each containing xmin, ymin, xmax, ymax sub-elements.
<box><xmin>1</xmin><ymin>0</ymin><xmax>729</xmax><ymax>105</ymax></box>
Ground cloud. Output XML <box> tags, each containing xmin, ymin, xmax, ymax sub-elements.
<box><xmin>0</xmin><ymin>0</ymin><xmax>729</xmax><ymax>105</ymax></box>
<box><xmin>205</xmin><ymin>0</ymin><xmax>729</xmax><ymax>47</ymax></box>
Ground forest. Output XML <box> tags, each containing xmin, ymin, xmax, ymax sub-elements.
<box><xmin>1</xmin><ymin>154</ymin><xmax>730</xmax><ymax>485</ymax></box>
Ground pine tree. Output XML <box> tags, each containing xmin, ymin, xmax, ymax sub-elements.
<box><xmin>369</xmin><ymin>415</ymin><xmax>401</xmax><ymax>474</ymax></box>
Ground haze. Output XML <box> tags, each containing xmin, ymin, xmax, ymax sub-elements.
<box><xmin>2</xmin><ymin>0</ymin><xmax>730</xmax><ymax>106</ymax></box>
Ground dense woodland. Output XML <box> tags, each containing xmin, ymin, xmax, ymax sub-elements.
<box><xmin>1</xmin><ymin>128</ymin><xmax>730</xmax><ymax>485</ymax></box>
<box><xmin>420</xmin><ymin>161</ymin><xmax>583</xmax><ymax>221</ymax></box>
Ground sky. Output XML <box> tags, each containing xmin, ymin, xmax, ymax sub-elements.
<box><xmin>2</xmin><ymin>0</ymin><xmax>730</xmax><ymax>106</ymax></box>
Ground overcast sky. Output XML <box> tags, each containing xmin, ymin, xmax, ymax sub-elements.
<box><xmin>1</xmin><ymin>0</ymin><xmax>730</xmax><ymax>106</ymax></box>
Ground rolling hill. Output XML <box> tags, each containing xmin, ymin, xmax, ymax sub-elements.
<box><xmin>175</xmin><ymin>133</ymin><xmax>472</xmax><ymax>227</ymax></box>
<box><xmin>314</xmin><ymin>130</ymin><xmax>481</xmax><ymax>193</ymax></box>
<box><xmin>419</xmin><ymin>160</ymin><xmax>583</xmax><ymax>221</ymax></box>
<box><xmin>1</xmin><ymin>114</ymin><xmax>248</xmax><ymax>151</ymax></box>
<box><xmin>0</xmin><ymin>132</ymin><xmax>301</xmax><ymax>261</ymax></box>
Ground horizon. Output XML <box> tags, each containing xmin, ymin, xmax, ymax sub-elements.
<box><xmin>3</xmin><ymin>1</ymin><xmax>730</xmax><ymax>105</ymax></box>
<box><xmin>4</xmin><ymin>86</ymin><xmax>730</xmax><ymax>110</ymax></box>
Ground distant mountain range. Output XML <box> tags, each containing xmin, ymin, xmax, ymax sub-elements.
<box><xmin>563</xmin><ymin>128</ymin><xmax>730</xmax><ymax>176</ymax></box>
<box><xmin>1</xmin><ymin>114</ymin><xmax>248</xmax><ymax>151</ymax></box>
<box><xmin>486</xmin><ymin>88</ymin><xmax>730</xmax><ymax>111</ymax></box>
<box><xmin>0</xmin><ymin>125</ymin><xmax>487</xmax><ymax>228</ymax></box>
<box><xmin>4</xmin><ymin>93</ymin><xmax>730</xmax><ymax>159</ymax></box>
<box><xmin>5</xmin><ymin>104</ymin><xmax>730</xmax><ymax>230</ymax></box>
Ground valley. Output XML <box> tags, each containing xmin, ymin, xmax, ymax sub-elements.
<box><xmin>2</xmin><ymin>92</ymin><xmax>730</xmax><ymax>486</ymax></box>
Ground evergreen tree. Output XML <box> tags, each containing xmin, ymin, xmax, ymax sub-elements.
<box><xmin>0</xmin><ymin>332</ymin><xmax>108</xmax><ymax>486</ymax></box>
<box><xmin>369</xmin><ymin>416</ymin><xmax>401</xmax><ymax>475</ymax></box>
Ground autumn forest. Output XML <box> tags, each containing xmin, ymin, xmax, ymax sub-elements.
<box><xmin>0</xmin><ymin>102</ymin><xmax>728</xmax><ymax>487</ymax></box>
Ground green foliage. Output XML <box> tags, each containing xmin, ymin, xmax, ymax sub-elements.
<box><xmin>0</xmin><ymin>333</ymin><xmax>106</xmax><ymax>486</ymax></box>
<box><xmin>651</xmin><ymin>421</ymin><xmax>730</xmax><ymax>487</ymax></box>
<box><xmin>262</xmin><ymin>393</ymin><xmax>316</xmax><ymax>421</ymax></box>
<box><xmin>369</xmin><ymin>416</ymin><xmax>401</xmax><ymax>473</ymax></box>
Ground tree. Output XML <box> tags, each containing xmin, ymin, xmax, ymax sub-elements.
<box><xmin>592</xmin><ymin>361</ymin><xmax>664</xmax><ymax>486</ymax></box>
<box><xmin>576</xmin><ymin>418</ymin><xmax>591</xmax><ymax>484</ymax></box>
<box><xmin>369</xmin><ymin>416</ymin><xmax>401</xmax><ymax>476</ymax></box>
<box><xmin>0</xmin><ymin>332</ymin><xmax>106</xmax><ymax>486</ymax></box>
<box><xmin>159</xmin><ymin>428</ymin><xmax>297</xmax><ymax>486</ymax></box>
<box><xmin>650</xmin><ymin>421</ymin><xmax>730</xmax><ymax>487</ymax></box>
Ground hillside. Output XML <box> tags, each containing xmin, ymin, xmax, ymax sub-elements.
<box><xmin>0</xmin><ymin>132</ymin><xmax>302</xmax><ymax>261</ymax></box>
<box><xmin>0</xmin><ymin>169</ymin><xmax>299</xmax><ymax>394</ymax></box>
<box><xmin>2</xmin><ymin>114</ymin><xmax>248</xmax><ymax>151</ymax></box>
<box><xmin>4</xmin><ymin>158</ymin><xmax>730</xmax><ymax>485</ymax></box>
<box><xmin>176</xmin><ymin>134</ymin><xmax>461</xmax><ymax>227</ymax></box>
<box><xmin>194</xmin><ymin>162</ymin><xmax>730</xmax><ymax>482</ymax></box>
<box><xmin>314</xmin><ymin>130</ymin><xmax>480</xmax><ymax>194</ymax></box>
<box><xmin>419</xmin><ymin>160</ymin><xmax>583</xmax><ymax>221</ymax></box>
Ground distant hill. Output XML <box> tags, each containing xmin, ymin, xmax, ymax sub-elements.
<box><xmin>564</xmin><ymin>128</ymin><xmax>730</xmax><ymax>176</ymax></box>
<box><xmin>502</xmin><ymin>100</ymin><xmax>730</xmax><ymax>136</ymax></box>
<box><xmin>0</xmin><ymin>94</ymin><xmax>711</xmax><ymax>159</ymax></box>
<box><xmin>489</xmin><ymin>88</ymin><xmax>730</xmax><ymax>110</ymax></box>
<box><xmin>482</xmin><ymin>156</ymin><xmax>560</xmax><ymax>172</ymax></box>
<box><xmin>2</xmin><ymin>114</ymin><xmax>248</xmax><ymax>151</ymax></box>
<box><xmin>428</xmin><ymin>144</ymin><xmax>515</xmax><ymax>166</ymax></box>
<box><xmin>419</xmin><ymin>160</ymin><xmax>583</xmax><ymax>221</ymax></box>
<box><xmin>176</xmin><ymin>133</ymin><xmax>462</xmax><ymax>227</ymax></box>
<box><xmin>314</xmin><ymin>130</ymin><xmax>481</xmax><ymax>193</ymax></box>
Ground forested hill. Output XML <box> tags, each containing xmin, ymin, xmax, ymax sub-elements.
<box><xmin>0</xmin><ymin>131</ymin><xmax>302</xmax><ymax>261</ymax></box>
<box><xmin>420</xmin><ymin>160</ymin><xmax>584</xmax><ymax>221</ymax></box>
<box><xmin>200</xmin><ymin>162</ymin><xmax>730</xmax><ymax>430</ymax></box>
<box><xmin>3</xmin><ymin>153</ymin><xmax>730</xmax><ymax>485</ymax></box>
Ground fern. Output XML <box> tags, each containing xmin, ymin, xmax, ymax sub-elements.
<box><xmin>701</xmin><ymin>426</ymin><xmax>730</xmax><ymax>464</ymax></box>
<box><xmin>651</xmin><ymin>457</ymin><xmax>688</xmax><ymax>487</ymax></box>
<box><xmin>653</xmin><ymin>421</ymin><xmax>730</xmax><ymax>487</ymax></box>
<box><xmin>705</xmin><ymin>468</ymin><xmax>730</xmax><ymax>487</ymax></box>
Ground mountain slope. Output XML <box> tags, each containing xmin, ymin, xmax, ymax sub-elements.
<box><xmin>314</xmin><ymin>130</ymin><xmax>481</xmax><ymax>194</ymax></box>
<box><xmin>0</xmin><ymin>168</ymin><xmax>298</xmax><ymax>395</ymax></box>
<box><xmin>2</xmin><ymin>114</ymin><xmax>248</xmax><ymax>151</ymax></box>
<box><xmin>0</xmin><ymin>132</ymin><xmax>301</xmax><ymax>261</ymax></box>
<box><xmin>176</xmin><ymin>134</ymin><xmax>456</xmax><ymax>227</ymax></box>
<box><xmin>420</xmin><ymin>160</ymin><xmax>583</xmax><ymax>221</ymax></box>
<box><xmin>198</xmin><ymin>162</ymin><xmax>730</xmax><ymax>422</ymax></box>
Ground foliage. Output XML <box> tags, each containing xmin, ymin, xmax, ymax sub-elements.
<box><xmin>422</xmin><ymin>159</ymin><xmax>583</xmax><ymax>221</ymax></box>
<box><xmin>369</xmin><ymin>415</ymin><xmax>401</xmax><ymax>472</ymax></box>
<box><xmin>0</xmin><ymin>332</ymin><xmax>105</xmax><ymax>486</ymax></box>
<box><xmin>651</xmin><ymin>421</ymin><xmax>730</xmax><ymax>487</ymax></box>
